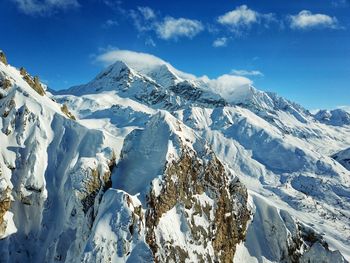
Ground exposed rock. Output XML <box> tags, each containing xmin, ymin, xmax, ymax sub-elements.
<box><xmin>145</xmin><ymin>147</ymin><xmax>250</xmax><ymax>262</ymax></box>
<box><xmin>1</xmin><ymin>98</ymin><xmax>16</xmax><ymax>135</ymax></box>
<box><xmin>80</xmin><ymin>154</ymin><xmax>116</xmax><ymax>217</ymax></box>
<box><xmin>61</xmin><ymin>104</ymin><xmax>76</xmax><ymax>120</ymax></box>
<box><xmin>19</xmin><ymin>67</ymin><xmax>45</xmax><ymax>96</ymax></box>
<box><xmin>0</xmin><ymin>51</ymin><xmax>8</xmax><ymax>65</ymax></box>
<box><xmin>0</xmin><ymin>186</ymin><xmax>11</xmax><ymax>236</ymax></box>
<box><xmin>0</xmin><ymin>72</ymin><xmax>11</xmax><ymax>90</ymax></box>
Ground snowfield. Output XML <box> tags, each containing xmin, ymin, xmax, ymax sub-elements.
<box><xmin>0</xmin><ymin>50</ymin><xmax>350</xmax><ymax>262</ymax></box>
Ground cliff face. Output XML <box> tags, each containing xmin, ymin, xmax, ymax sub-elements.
<box><xmin>81</xmin><ymin>111</ymin><xmax>251</xmax><ymax>262</ymax></box>
<box><xmin>146</xmin><ymin>148</ymin><xmax>249</xmax><ymax>263</ymax></box>
<box><xmin>82</xmin><ymin>148</ymin><xmax>250</xmax><ymax>263</ymax></box>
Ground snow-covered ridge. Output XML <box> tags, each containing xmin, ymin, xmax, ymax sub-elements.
<box><xmin>59</xmin><ymin>60</ymin><xmax>227</xmax><ymax>110</ymax></box>
<box><xmin>58</xmin><ymin>55</ymin><xmax>333</xmax><ymax>130</ymax></box>
<box><xmin>314</xmin><ymin>109</ymin><xmax>350</xmax><ymax>126</ymax></box>
<box><xmin>1</xmin><ymin>50</ymin><xmax>350</xmax><ymax>262</ymax></box>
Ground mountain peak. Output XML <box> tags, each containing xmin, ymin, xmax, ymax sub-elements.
<box><xmin>94</xmin><ymin>60</ymin><xmax>132</xmax><ymax>81</ymax></box>
<box><xmin>314</xmin><ymin>108</ymin><xmax>350</xmax><ymax>126</ymax></box>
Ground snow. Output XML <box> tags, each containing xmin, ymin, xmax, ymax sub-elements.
<box><xmin>56</xmin><ymin>53</ymin><xmax>350</xmax><ymax>261</ymax></box>
<box><xmin>1</xmin><ymin>51</ymin><xmax>350</xmax><ymax>262</ymax></box>
<box><xmin>332</xmin><ymin>147</ymin><xmax>350</xmax><ymax>171</ymax></box>
<box><xmin>314</xmin><ymin>109</ymin><xmax>350</xmax><ymax>126</ymax></box>
<box><xmin>112</xmin><ymin>111</ymin><xmax>198</xmax><ymax>202</ymax></box>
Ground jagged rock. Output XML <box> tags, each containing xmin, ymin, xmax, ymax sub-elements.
<box><xmin>19</xmin><ymin>67</ymin><xmax>45</xmax><ymax>96</ymax></box>
<box><xmin>0</xmin><ymin>72</ymin><xmax>11</xmax><ymax>90</ymax></box>
<box><xmin>145</xmin><ymin>147</ymin><xmax>250</xmax><ymax>262</ymax></box>
<box><xmin>61</xmin><ymin>104</ymin><xmax>76</xmax><ymax>120</ymax></box>
<box><xmin>0</xmin><ymin>186</ymin><xmax>11</xmax><ymax>236</ymax></box>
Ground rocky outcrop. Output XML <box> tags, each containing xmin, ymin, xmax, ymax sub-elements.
<box><xmin>78</xmin><ymin>152</ymin><xmax>116</xmax><ymax>224</ymax></box>
<box><xmin>19</xmin><ymin>67</ymin><xmax>46</xmax><ymax>96</ymax></box>
<box><xmin>61</xmin><ymin>104</ymin><xmax>76</xmax><ymax>120</ymax></box>
<box><xmin>0</xmin><ymin>51</ymin><xmax>7</xmax><ymax>66</ymax></box>
<box><xmin>145</xmin><ymin>147</ymin><xmax>250</xmax><ymax>262</ymax></box>
<box><xmin>0</xmin><ymin>72</ymin><xmax>11</xmax><ymax>91</ymax></box>
<box><xmin>0</xmin><ymin>167</ymin><xmax>11</xmax><ymax>236</ymax></box>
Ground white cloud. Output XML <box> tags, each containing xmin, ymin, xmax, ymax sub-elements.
<box><xmin>231</xmin><ymin>69</ymin><xmax>264</xmax><ymax>77</ymax></box>
<box><xmin>156</xmin><ymin>17</ymin><xmax>204</xmax><ymax>40</ymax></box>
<box><xmin>137</xmin><ymin>6</ymin><xmax>156</xmax><ymax>20</ymax></box>
<box><xmin>95</xmin><ymin>49</ymin><xmax>196</xmax><ymax>80</ymax></box>
<box><xmin>128</xmin><ymin>7</ymin><xmax>203</xmax><ymax>40</ymax></box>
<box><xmin>202</xmin><ymin>74</ymin><xmax>253</xmax><ymax>103</ymax></box>
<box><xmin>96</xmin><ymin>49</ymin><xmax>166</xmax><ymax>67</ymax></box>
<box><xmin>213</xmin><ymin>37</ymin><xmax>228</xmax><ymax>47</ymax></box>
<box><xmin>12</xmin><ymin>0</ymin><xmax>79</xmax><ymax>15</ymax></box>
<box><xmin>108</xmin><ymin>5</ymin><xmax>204</xmax><ymax>42</ymax></box>
<box><xmin>217</xmin><ymin>5</ymin><xmax>276</xmax><ymax>35</ymax></box>
<box><xmin>289</xmin><ymin>10</ymin><xmax>339</xmax><ymax>30</ymax></box>
<box><xmin>218</xmin><ymin>5</ymin><xmax>258</xmax><ymax>28</ymax></box>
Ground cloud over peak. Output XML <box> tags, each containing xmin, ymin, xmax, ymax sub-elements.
<box><xmin>289</xmin><ymin>10</ymin><xmax>339</xmax><ymax>30</ymax></box>
<box><xmin>96</xmin><ymin>49</ymin><xmax>253</xmax><ymax>103</ymax></box>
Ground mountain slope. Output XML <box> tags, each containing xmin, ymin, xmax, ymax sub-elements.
<box><xmin>56</xmin><ymin>56</ymin><xmax>350</xmax><ymax>262</ymax></box>
<box><xmin>1</xmin><ymin>51</ymin><xmax>350</xmax><ymax>262</ymax></box>
<box><xmin>332</xmin><ymin>147</ymin><xmax>350</xmax><ymax>171</ymax></box>
<box><xmin>0</xmin><ymin>55</ymin><xmax>117</xmax><ymax>262</ymax></box>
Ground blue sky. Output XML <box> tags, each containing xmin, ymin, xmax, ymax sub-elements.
<box><xmin>1</xmin><ymin>0</ymin><xmax>349</xmax><ymax>109</ymax></box>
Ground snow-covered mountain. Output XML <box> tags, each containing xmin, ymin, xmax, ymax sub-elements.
<box><xmin>314</xmin><ymin>109</ymin><xmax>350</xmax><ymax>126</ymax></box>
<box><xmin>1</xmin><ymin>50</ymin><xmax>350</xmax><ymax>263</ymax></box>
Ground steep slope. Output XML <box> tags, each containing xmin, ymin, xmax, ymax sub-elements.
<box><xmin>0</xmin><ymin>54</ymin><xmax>117</xmax><ymax>262</ymax></box>
<box><xmin>82</xmin><ymin>112</ymin><xmax>250</xmax><ymax>262</ymax></box>
<box><xmin>1</xmin><ymin>50</ymin><xmax>350</xmax><ymax>263</ymax></box>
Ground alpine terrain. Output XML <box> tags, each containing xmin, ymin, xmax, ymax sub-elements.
<box><xmin>0</xmin><ymin>50</ymin><xmax>349</xmax><ymax>263</ymax></box>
